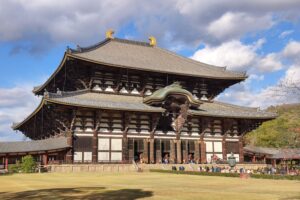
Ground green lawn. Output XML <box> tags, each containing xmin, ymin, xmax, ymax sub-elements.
<box><xmin>0</xmin><ymin>172</ymin><xmax>299</xmax><ymax>200</ymax></box>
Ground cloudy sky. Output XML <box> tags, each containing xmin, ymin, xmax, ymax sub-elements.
<box><xmin>1</xmin><ymin>0</ymin><xmax>300</xmax><ymax>141</ymax></box>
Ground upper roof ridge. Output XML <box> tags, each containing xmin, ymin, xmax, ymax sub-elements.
<box><xmin>70</xmin><ymin>37</ymin><xmax>152</xmax><ymax>54</ymax></box>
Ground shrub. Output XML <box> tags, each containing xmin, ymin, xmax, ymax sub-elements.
<box><xmin>149</xmin><ymin>169</ymin><xmax>239</xmax><ymax>178</ymax></box>
<box><xmin>21</xmin><ymin>155</ymin><xmax>37</xmax><ymax>173</ymax></box>
<box><xmin>8</xmin><ymin>160</ymin><xmax>21</xmax><ymax>173</ymax></box>
<box><xmin>150</xmin><ymin>169</ymin><xmax>300</xmax><ymax>180</ymax></box>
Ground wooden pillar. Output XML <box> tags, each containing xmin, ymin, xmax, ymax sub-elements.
<box><xmin>194</xmin><ymin>140</ymin><xmax>200</xmax><ymax>164</ymax></box>
<box><xmin>122</xmin><ymin>138</ymin><xmax>129</xmax><ymax>163</ymax></box>
<box><xmin>5</xmin><ymin>156</ymin><xmax>8</xmax><ymax>170</ymax></box>
<box><xmin>170</xmin><ymin>140</ymin><xmax>176</xmax><ymax>164</ymax></box>
<box><xmin>92</xmin><ymin>130</ymin><xmax>98</xmax><ymax>163</ymax></box>
<box><xmin>128</xmin><ymin>139</ymin><xmax>134</xmax><ymax>162</ymax></box>
<box><xmin>149</xmin><ymin>139</ymin><xmax>155</xmax><ymax>164</ymax></box>
<box><xmin>200</xmin><ymin>139</ymin><xmax>206</xmax><ymax>163</ymax></box>
<box><xmin>238</xmin><ymin>138</ymin><xmax>244</xmax><ymax>163</ymax></box>
<box><xmin>66</xmin><ymin>132</ymin><xmax>73</xmax><ymax>164</ymax></box>
<box><xmin>182</xmin><ymin>140</ymin><xmax>188</xmax><ymax>163</ymax></box>
<box><xmin>143</xmin><ymin>139</ymin><xmax>149</xmax><ymax>163</ymax></box>
<box><xmin>222</xmin><ymin>138</ymin><xmax>227</xmax><ymax>161</ymax></box>
<box><xmin>155</xmin><ymin>139</ymin><xmax>162</xmax><ymax>163</ymax></box>
<box><xmin>176</xmin><ymin>140</ymin><xmax>182</xmax><ymax>164</ymax></box>
<box><xmin>42</xmin><ymin>153</ymin><xmax>48</xmax><ymax>166</ymax></box>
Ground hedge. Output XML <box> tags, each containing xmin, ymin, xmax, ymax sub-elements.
<box><xmin>149</xmin><ymin>169</ymin><xmax>300</xmax><ymax>180</ymax></box>
<box><xmin>150</xmin><ymin>169</ymin><xmax>239</xmax><ymax>178</ymax></box>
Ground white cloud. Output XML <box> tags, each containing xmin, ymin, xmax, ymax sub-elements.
<box><xmin>259</xmin><ymin>53</ymin><xmax>283</xmax><ymax>72</ymax></box>
<box><xmin>191</xmin><ymin>39</ymin><xmax>282</xmax><ymax>72</ymax></box>
<box><xmin>282</xmin><ymin>41</ymin><xmax>300</xmax><ymax>63</ymax></box>
<box><xmin>1</xmin><ymin>0</ymin><xmax>300</xmax><ymax>53</ymax></box>
<box><xmin>191</xmin><ymin>40</ymin><xmax>257</xmax><ymax>71</ymax></box>
<box><xmin>217</xmin><ymin>76</ymin><xmax>299</xmax><ymax>109</ymax></box>
<box><xmin>207</xmin><ymin>12</ymin><xmax>273</xmax><ymax>41</ymax></box>
<box><xmin>0</xmin><ymin>85</ymin><xmax>40</xmax><ymax>141</ymax></box>
<box><xmin>279</xmin><ymin>30</ymin><xmax>294</xmax><ymax>38</ymax></box>
<box><xmin>215</xmin><ymin>40</ymin><xmax>300</xmax><ymax>108</ymax></box>
<box><xmin>217</xmin><ymin>63</ymin><xmax>300</xmax><ymax>108</ymax></box>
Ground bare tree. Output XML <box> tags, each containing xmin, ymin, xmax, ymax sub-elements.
<box><xmin>272</xmin><ymin>78</ymin><xmax>300</xmax><ymax>101</ymax></box>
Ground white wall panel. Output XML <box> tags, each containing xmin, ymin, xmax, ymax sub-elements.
<box><xmin>98</xmin><ymin>152</ymin><xmax>109</xmax><ymax>161</ymax></box>
<box><xmin>98</xmin><ymin>138</ymin><xmax>110</xmax><ymax>150</ymax></box>
<box><xmin>205</xmin><ymin>142</ymin><xmax>213</xmax><ymax>152</ymax></box>
<box><xmin>214</xmin><ymin>142</ymin><xmax>222</xmax><ymax>152</ymax></box>
<box><xmin>74</xmin><ymin>152</ymin><xmax>82</xmax><ymax>162</ymax></box>
<box><xmin>206</xmin><ymin>153</ymin><xmax>213</xmax><ymax>163</ymax></box>
<box><xmin>111</xmin><ymin>152</ymin><xmax>122</xmax><ymax>161</ymax></box>
<box><xmin>84</xmin><ymin>152</ymin><xmax>92</xmax><ymax>162</ymax></box>
<box><xmin>111</xmin><ymin>138</ymin><xmax>122</xmax><ymax>151</ymax></box>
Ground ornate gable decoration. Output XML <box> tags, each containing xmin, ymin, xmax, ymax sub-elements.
<box><xmin>143</xmin><ymin>82</ymin><xmax>202</xmax><ymax>108</ymax></box>
<box><xmin>143</xmin><ymin>82</ymin><xmax>202</xmax><ymax>134</ymax></box>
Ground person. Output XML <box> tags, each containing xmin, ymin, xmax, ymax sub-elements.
<box><xmin>239</xmin><ymin>168</ymin><xmax>244</xmax><ymax>174</ymax></box>
<box><xmin>198</xmin><ymin>166</ymin><xmax>202</xmax><ymax>172</ymax></box>
<box><xmin>205</xmin><ymin>166</ymin><xmax>209</xmax><ymax>172</ymax></box>
<box><xmin>163</xmin><ymin>154</ymin><xmax>169</xmax><ymax>164</ymax></box>
<box><xmin>139</xmin><ymin>154</ymin><xmax>144</xmax><ymax>164</ymax></box>
<box><xmin>188</xmin><ymin>154</ymin><xmax>195</xmax><ymax>164</ymax></box>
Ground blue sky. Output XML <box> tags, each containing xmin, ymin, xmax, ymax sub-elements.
<box><xmin>1</xmin><ymin>0</ymin><xmax>300</xmax><ymax>141</ymax></box>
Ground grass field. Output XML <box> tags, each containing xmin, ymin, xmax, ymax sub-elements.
<box><xmin>0</xmin><ymin>172</ymin><xmax>299</xmax><ymax>200</ymax></box>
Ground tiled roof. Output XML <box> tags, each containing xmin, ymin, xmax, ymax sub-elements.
<box><xmin>13</xmin><ymin>91</ymin><xmax>276</xmax><ymax>131</ymax></box>
<box><xmin>70</xmin><ymin>38</ymin><xmax>247</xmax><ymax>80</ymax></box>
<box><xmin>0</xmin><ymin>137</ymin><xmax>70</xmax><ymax>154</ymax></box>
<box><xmin>47</xmin><ymin>91</ymin><xmax>275</xmax><ymax>118</ymax></box>
<box><xmin>46</xmin><ymin>90</ymin><xmax>165</xmax><ymax>112</ymax></box>
<box><xmin>244</xmin><ymin>146</ymin><xmax>300</xmax><ymax>159</ymax></box>
<box><xmin>271</xmin><ymin>149</ymin><xmax>300</xmax><ymax>159</ymax></box>
<box><xmin>243</xmin><ymin>146</ymin><xmax>280</xmax><ymax>155</ymax></box>
<box><xmin>190</xmin><ymin>101</ymin><xmax>277</xmax><ymax>119</ymax></box>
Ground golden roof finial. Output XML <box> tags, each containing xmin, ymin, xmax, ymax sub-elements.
<box><xmin>149</xmin><ymin>36</ymin><xmax>157</xmax><ymax>46</ymax></box>
<box><xmin>106</xmin><ymin>29</ymin><xmax>115</xmax><ymax>39</ymax></box>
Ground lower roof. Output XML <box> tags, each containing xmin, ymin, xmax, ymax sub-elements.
<box><xmin>0</xmin><ymin>137</ymin><xmax>70</xmax><ymax>154</ymax></box>
<box><xmin>191</xmin><ymin>101</ymin><xmax>277</xmax><ymax>119</ymax></box>
<box><xmin>45</xmin><ymin>90</ymin><xmax>275</xmax><ymax>119</ymax></box>
<box><xmin>46</xmin><ymin>90</ymin><xmax>164</xmax><ymax>112</ymax></box>
<box><xmin>13</xmin><ymin>90</ymin><xmax>276</xmax><ymax>130</ymax></box>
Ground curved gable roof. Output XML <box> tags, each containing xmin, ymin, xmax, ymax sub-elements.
<box><xmin>71</xmin><ymin>38</ymin><xmax>246</xmax><ymax>79</ymax></box>
<box><xmin>33</xmin><ymin>37</ymin><xmax>247</xmax><ymax>94</ymax></box>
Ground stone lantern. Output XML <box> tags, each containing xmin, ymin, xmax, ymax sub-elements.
<box><xmin>227</xmin><ymin>152</ymin><xmax>236</xmax><ymax>170</ymax></box>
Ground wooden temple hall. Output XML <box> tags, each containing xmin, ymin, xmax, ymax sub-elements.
<box><xmin>1</xmin><ymin>30</ymin><xmax>277</xmax><ymax>167</ymax></box>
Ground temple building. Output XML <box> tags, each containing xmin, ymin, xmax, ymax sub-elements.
<box><xmin>1</xmin><ymin>30</ymin><xmax>276</xmax><ymax>167</ymax></box>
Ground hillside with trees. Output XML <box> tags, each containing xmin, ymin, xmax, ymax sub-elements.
<box><xmin>245</xmin><ymin>104</ymin><xmax>300</xmax><ymax>148</ymax></box>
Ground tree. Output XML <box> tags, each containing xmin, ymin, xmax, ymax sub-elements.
<box><xmin>246</xmin><ymin>104</ymin><xmax>300</xmax><ymax>148</ymax></box>
<box><xmin>274</xmin><ymin>78</ymin><xmax>300</xmax><ymax>101</ymax></box>
<box><xmin>21</xmin><ymin>155</ymin><xmax>37</xmax><ymax>173</ymax></box>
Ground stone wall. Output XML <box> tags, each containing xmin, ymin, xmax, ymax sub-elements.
<box><xmin>48</xmin><ymin>163</ymin><xmax>268</xmax><ymax>173</ymax></box>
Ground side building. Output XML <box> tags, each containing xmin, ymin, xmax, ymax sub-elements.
<box><xmin>1</xmin><ymin>31</ymin><xmax>276</xmax><ymax>167</ymax></box>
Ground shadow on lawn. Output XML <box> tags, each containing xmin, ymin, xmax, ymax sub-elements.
<box><xmin>0</xmin><ymin>187</ymin><xmax>153</xmax><ymax>200</ymax></box>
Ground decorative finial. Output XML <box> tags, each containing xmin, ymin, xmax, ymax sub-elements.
<box><xmin>149</xmin><ymin>36</ymin><xmax>157</xmax><ymax>46</ymax></box>
<box><xmin>66</xmin><ymin>46</ymin><xmax>71</xmax><ymax>53</ymax></box>
<box><xmin>44</xmin><ymin>89</ymin><xmax>49</xmax><ymax>98</ymax></box>
<box><xmin>106</xmin><ymin>29</ymin><xmax>115</xmax><ymax>39</ymax></box>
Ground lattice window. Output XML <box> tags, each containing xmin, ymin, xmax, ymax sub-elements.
<box><xmin>205</xmin><ymin>141</ymin><xmax>223</xmax><ymax>162</ymax></box>
<box><xmin>226</xmin><ymin>142</ymin><xmax>239</xmax><ymax>154</ymax></box>
<box><xmin>98</xmin><ymin>138</ymin><xmax>123</xmax><ymax>162</ymax></box>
